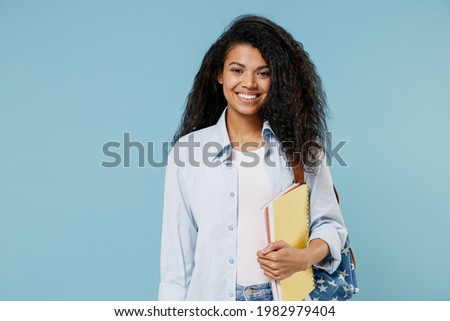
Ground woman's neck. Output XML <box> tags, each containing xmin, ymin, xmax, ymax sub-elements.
<box><xmin>226</xmin><ymin>109</ymin><xmax>264</xmax><ymax>151</ymax></box>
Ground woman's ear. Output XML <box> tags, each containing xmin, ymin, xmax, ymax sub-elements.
<box><xmin>217</xmin><ymin>73</ymin><xmax>223</xmax><ymax>85</ymax></box>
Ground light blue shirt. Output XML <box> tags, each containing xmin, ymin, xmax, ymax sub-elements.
<box><xmin>159</xmin><ymin>108</ymin><xmax>348</xmax><ymax>301</ymax></box>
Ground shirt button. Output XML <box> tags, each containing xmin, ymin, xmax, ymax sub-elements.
<box><xmin>228</xmin><ymin>226</ymin><xmax>234</xmax><ymax>231</ymax></box>
<box><xmin>228</xmin><ymin>291</ymin><xmax>234</xmax><ymax>298</ymax></box>
<box><xmin>230</xmin><ymin>192</ymin><xmax>235</xmax><ymax>197</ymax></box>
<box><xmin>229</xmin><ymin>258</ymin><xmax>234</xmax><ymax>264</ymax></box>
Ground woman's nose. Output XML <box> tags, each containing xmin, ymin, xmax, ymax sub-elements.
<box><xmin>242</xmin><ymin>73</ymin><xmax>257</xmax><ymax>89</ymax></box>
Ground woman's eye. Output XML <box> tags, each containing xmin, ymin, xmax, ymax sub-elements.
<box><xmin>259</xmin><ymin>71</ymin><xmax>271</xmax><ymax>77</ymax></box>
<box><xmin>231</xmin><ymin>68</ymin><xmax>243</xmax><ymax>74</ymax></box>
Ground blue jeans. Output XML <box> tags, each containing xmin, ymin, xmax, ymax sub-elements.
<box><xmin>236</xmin><ymin>283</ymin><xmax>273</xmax><ymax>301</ymax></box>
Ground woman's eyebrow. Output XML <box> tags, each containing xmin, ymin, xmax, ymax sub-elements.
<box><xmin>228</xmin><ymin>62</ymin><xmax>270</xmax><ymax>70</ymax></box>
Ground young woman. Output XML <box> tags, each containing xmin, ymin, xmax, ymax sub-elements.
<box><xmin>159</xmin><ymin>15</ymin><xmax>348</xmax><ymax>301</ymax></box>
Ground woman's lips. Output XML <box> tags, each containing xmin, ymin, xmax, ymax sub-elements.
<box><xmin>236</xmin><ymin>92</ymin><xmax>260</xmax><ymax>102</ymax></box>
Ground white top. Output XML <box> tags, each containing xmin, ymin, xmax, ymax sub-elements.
<box><xmin>232</xmin><ymin>146</ymin><xmax>273</xmax><ymax>286</ymax></box>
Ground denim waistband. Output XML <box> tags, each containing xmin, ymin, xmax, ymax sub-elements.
<box><xmin>236</xmin><ymin>282</ymin><xmax>273</xmax><ymax>301</ymax></box>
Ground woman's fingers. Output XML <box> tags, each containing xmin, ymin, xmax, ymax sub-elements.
<box><xmin>260</xmin><ymin>240</ymin><xmax>288</xmax><ymax>254</ymax></box>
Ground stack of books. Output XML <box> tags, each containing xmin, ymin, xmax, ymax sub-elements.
<box><xmin>262</xmin><ymin>183</ymin><xmax>315</xmax><ymax>301</ymax></box>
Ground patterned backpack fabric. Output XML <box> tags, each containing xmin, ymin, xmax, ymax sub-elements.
<box><xmin>309</xmin><ymin>238</ymin><xmax>359</xmax><ymax>301</ymax></box>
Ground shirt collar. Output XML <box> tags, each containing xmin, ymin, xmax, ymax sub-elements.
<box><xmin>262</xmin><ymin>120</ymin><xmax>276</xmax><ymax>140</ymax></box>
<box><xmin>211</xmin><ymin>107</ymin><xmax>277</xmax><ymax>163</ymax></box>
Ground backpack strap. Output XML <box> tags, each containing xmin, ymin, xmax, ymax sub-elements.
<box><xmin>291</xmin><ymin>161</ymin><xmax>305</xmax><ymax>185</ymax></box>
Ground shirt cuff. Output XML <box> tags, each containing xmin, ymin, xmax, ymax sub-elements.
<box><xmin>309</xmin><ymin>226</ymin><xmax>345</xmax><ymax>274</ymax></box>
<box><xmin>158</xmin><ymin>283</ymin><xmax>187</xmax><ymax>301</ymax></box>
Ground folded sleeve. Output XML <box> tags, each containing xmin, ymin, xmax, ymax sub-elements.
<box><xmin>306</xmin><ymin>158</ymin><xmax>348</xmax><ymax>274</ymax></box>
<box><xmin>159</xmin><ymin>149</ymin><xmax>197</xmax><ymax>300</ymax></box>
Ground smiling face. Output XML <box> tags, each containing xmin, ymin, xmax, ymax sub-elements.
<box><xmin>217</xmin><ymin>44</ymin><xmax>271</xmax><ymax>119</ymax></box>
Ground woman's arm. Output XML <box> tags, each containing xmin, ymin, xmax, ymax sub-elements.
<box><xmin>159</xmin><ymin>149</ymin><xmax>197</xmax><ymax>300</ymax></box>
<box><xmin>307</xmin><ymin>158</ymin><xmax>347</xmax><ymax>273</ymax></box>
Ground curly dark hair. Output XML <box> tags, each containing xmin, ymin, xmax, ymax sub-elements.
<box><xmin>174</xmin><ymin>14</ymin><xmax>328</xmax><ymax>170</ymax></box>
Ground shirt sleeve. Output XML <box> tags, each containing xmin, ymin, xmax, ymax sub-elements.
<box><xmin>159</xmin><ymin>149</ymin><xmax>197</xmax><ymax>300</ymax></box>
<box><xmin>306</xmin><ymin>158</ymin><xmax>348</xmax><ymax>274</ymax></box>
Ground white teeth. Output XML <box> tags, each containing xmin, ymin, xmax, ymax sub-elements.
<box><xmin>238</xmin><ymin>93</ymin><xmax>258</xmax><ymax>100</ymax></box>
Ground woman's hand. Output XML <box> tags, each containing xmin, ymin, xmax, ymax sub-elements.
<box><xmin>257</xmin><ymin>239</ymin><xmax>330</xmax><ymax>281</ymax></box>
<box><xmin>257</xmin><ymin>240</ymin><xmax>310</xmax><ymax>281</ymax></box>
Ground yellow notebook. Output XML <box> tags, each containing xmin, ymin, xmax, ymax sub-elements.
<box><xmin>263</xmin><ymin>183</ymin><xmax>315</xmax><ymax>301</ymax></box>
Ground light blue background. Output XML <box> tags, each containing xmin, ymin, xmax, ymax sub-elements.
<box><xmin>1</xmin><ymin>0</ymin><xmax>449</xmax><ymax>300</ymax></box>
